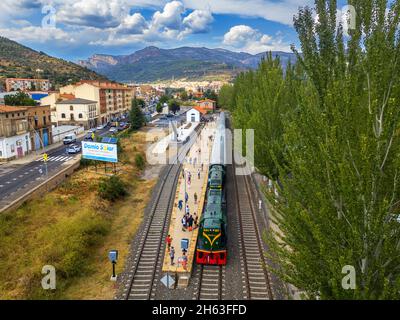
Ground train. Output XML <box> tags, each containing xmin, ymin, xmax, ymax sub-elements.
<box><xmin>196</xmin><ymin>112</ymin><xmax>228</xmax><ymax>265</ymax></box>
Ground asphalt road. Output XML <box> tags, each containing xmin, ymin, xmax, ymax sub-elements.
<box><xmin>0</xmin><ymin>127</ymin><xmax>112</xmax><ymax>205</ymax></box>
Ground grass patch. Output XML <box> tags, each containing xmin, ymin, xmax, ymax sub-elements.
<box><xmin>0</xmin><ymin>129</ymin><xmax>157</xmax><ymax>299</ymax></box>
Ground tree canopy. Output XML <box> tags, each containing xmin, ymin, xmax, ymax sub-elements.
<box><xmin>229</xmin><ymin>0</ymin><xmax>400</xmax><ymax>299</ymax></box>
<box><xmin>129</xmin><ymin>98</ymin><xmax>145</xmax><ymax>130</ymax></box>
<box><xmin>4</xmin><ymin>92</ymin><xmax>36</xmax><ymax>106</ymax></box>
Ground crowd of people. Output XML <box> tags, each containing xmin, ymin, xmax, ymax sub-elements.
<box><xmin>165</xmin><ymin>126</ymin><xmax>213</xmax><ymax>269</ymax></box>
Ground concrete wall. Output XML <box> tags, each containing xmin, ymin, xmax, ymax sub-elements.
<box><xmin>52</xmin><ymin>125</ymin><xmax>84</xmax><ymax>143</ymax></box>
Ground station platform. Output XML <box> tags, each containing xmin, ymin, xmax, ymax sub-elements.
<box><xmin>161</xmin><ymin>121</ymin><xmax>216</xmax><ymax>287</ymax></box>
<box><xmin>152</xmin><ymin>122</ymin><xmax>200</xmax><ymax>154</ymax></box>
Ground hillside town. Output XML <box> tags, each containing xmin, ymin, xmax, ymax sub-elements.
<box><xmin>0</xmin><ymin>77</ymin><xmax>220</xmax><ymax>161</ymax></box>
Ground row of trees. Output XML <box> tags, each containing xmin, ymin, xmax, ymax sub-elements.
<box><xmin>156</xmin><ymin>95</ymin><xmax>181</xmax><ymax>114</ymax></box>
<box><xmin>225</xmin><ymin>0</ymin><xmax>400</xmax><ymax>299</ymax></box>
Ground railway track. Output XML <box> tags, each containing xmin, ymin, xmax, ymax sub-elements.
<box><xmin>233</xmin><ymin>162</ymin><xmax>274</xmax><ymax>300</ymax></box>
<box><xmin>193</xmin><ymin>265</ymin><xmax>225</xmax><ymax>300</ymax></box>
<box><xmin>122</xmin><ymin>125</ymin><xmax>203</xmax><ymax>300</ymax></box>
<box><xmin>123</xmin><ymin>163</ymin><xmax>181</xmax><ymax>300</ymax></box>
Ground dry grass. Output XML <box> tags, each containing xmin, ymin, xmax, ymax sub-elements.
<box><xmin>0</xmin><ymin>129</ymin><xmax>157</xmax><ymax>299</ymax></box>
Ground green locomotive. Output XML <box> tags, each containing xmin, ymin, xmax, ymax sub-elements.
<box><xmin>196</xmin><ymin>112</ymin><xmax>227</xmax><ymax>265</ymax></box>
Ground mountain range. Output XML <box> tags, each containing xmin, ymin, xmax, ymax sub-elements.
<box><xmin>78</xmin><ymin>46</ymin><xmax>297</xmax><ymax>83</ymax></box>
<box><xmin>0</xmin><ymin>37</ymin><xmax>106</xmax><ymax>90</ymax></box>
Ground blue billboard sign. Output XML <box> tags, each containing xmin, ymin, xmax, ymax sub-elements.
<box><xmin>82</xmin><ymin>141</ymin><xmax>118</xmax><ymax>163</ymax></box>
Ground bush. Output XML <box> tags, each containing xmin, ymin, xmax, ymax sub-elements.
<box><xmin>97</xmin><ymin>176</ymin><xmax>127</xmax><ymax>202</ymax></box>
<box><xmin>135</xmin><ymin>153</ymin><xmax>145</xmax><ymax>171</ymax></box>
<box><xmin>80</xmin><ymin>158</ymin><xmax>95</xmax><ymax>167</ymax></box>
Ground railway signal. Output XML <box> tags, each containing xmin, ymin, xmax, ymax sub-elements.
<box><xmin>108</xmin><ymin>250</ymin><xmax>118</xmax><ymax>281</ymax></box>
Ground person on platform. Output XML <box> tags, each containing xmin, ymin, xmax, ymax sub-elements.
<box><xmin>185</xmin><ymin>192</ymin><xmax>189</xmax><ymax>203</ymax></box>
<box><xmin>194</xmin><ymin>192</ymin><xmax>198</xmax><ymax>204</ymax></box>
<box><xmin>185</xmin><ymin>204</ymin><xmax>190</xmax><ymax>215</ymax></box>
<box><xmin>178</xmin><ymin>199</ymin><xmax>183</xmax><ymax>211</ymax></box>
<box><xmin>181</xmin><ymin>215</ymin><xmax>187</xmax><ymax>231</ymax></box>
<box><xmin>166</xmin><ymin>234</ymin><xmax>172</xmax><ymax>252</ymax></box>
<box><xmin>197</xmin><ymin>168</ymin><xmax>200</xmax><ymax>179</ymax></box>
<box><xmin>181</xmin><ymin>252</ymin><xmax>188</xmax><ymax>270</ymax></box>
<box><xmin>188</xmin><ymin>215</ymin><xmax>194</xmax><ymax>231</ymax></box>
<box><xmin>170</xmin><ymin>247</ymin><xmax>175</xmax><ymax>265</ymax></box>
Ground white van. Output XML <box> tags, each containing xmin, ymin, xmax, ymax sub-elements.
<box><xmin>63</xmin><ymin>133</ymin><xmax>77</xmax><ymax>145</ymax></box>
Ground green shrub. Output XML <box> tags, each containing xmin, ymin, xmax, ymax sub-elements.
<box><xmin>80</xmin><ymin>158</ymin><xmax>95</xmax><ymax>167</ymax></box>
<box><xmin>97</xmin><ymin>176</ymin><xmax>127</xmax><ymax>201</ymax></box>
<box><xmin>135</xmin><ymin>153</ymin><xmax>145</xmax><ymax>171</ymax></box>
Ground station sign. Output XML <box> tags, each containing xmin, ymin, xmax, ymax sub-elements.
<box><xmin>82</xmin><ymin>141</ymin><xmax>118</xmax><ymax>163</ymax></box>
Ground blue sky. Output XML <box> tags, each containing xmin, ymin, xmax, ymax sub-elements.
<box><xmin>0</xmin><ymin>0</ymin><xmax>349</xmax><ymax>61</ymax></box>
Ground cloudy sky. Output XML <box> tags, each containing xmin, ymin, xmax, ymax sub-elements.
<box><xmin>0</xmin><ymin>0</ymin><xmax>346</xmax><ymax>61</ymax></box>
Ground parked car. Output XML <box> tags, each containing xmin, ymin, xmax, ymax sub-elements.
<box><xmin>96</xmin><ymin>124</ymin><xmax>106</xmax><ymax>130</ymax></box>
<box><xmin>66</xmin><ymin>144</ymin><xmax>82</xmax><ymax>154</ymax></box>
<box><xmin>109</xmin><ymin>127</ymin><xmax>118</xmax><ymax>134</ymax></box>
<box><xmin>63</xmin><ymin>134</ymin><xmax>77</xmax><ymax>145</ymax></box>
<box><xmin>88</xmin><ymin>128</ymin><xmax>97</xmax><ymax>134</ymax></box>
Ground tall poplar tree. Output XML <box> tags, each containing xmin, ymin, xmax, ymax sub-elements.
<box><xmin>266</xmin><ymin>0</ymin><xmax>400</xmax><ymax>299</ymax></box>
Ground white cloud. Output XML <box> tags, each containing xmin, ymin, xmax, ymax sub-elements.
<box><xmin>183</xmin><ymin>0</ymin><xmax>312</xmax><ymax>26</ymax></box>
<box><xmin>0</xmin><ymin>26</ymin><xmax>74</xmax><ymax>43</ymax></box>
<box><xmin>181</xmin><ymin>9</ymin><xmax>213</xmax><ymax>37</ymax></box>
<box><xmin>117</xmin><ymin>13</ymin><xmax>148</xmax><ymax>34</ymax></box>
<box><xmin>151</xmin><ymin>1</ymin><xmax>185</xmax><ymax>31</ymax></box>
<box><xmin>94</xmin><ymin>1</ymin><xmax>214</xmax><ymax>45</ymax></box>
<box><xmin>56</xmin><ymin>0</ymin><xmax>128</xmax><ymax>28</ymax></box>
<box><xmin>223</xmin><ymin>25</ymin><xmax>290</xmax><ymax>54</ymax></box>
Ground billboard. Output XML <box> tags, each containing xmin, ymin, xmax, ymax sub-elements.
<box><xmin>82</xmin><ymin>141</ymin><xmax>118</xmax><ymax>163</ymax></box>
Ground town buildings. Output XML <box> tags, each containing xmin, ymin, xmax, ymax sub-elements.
<box><xmin>59</xmin><ymin>81</ymin><xmax>133</xmax><ymax>124</ymax></box>
<box><xmin>0</xmin><ymin>105</ymin><xmax>30</xmax><ymax>160</ymax></box>
<box><xmin>5</xmin><ymin>78</ymin><xmax>51</xmax><ymax>92</ymax></box>
<box><xmin>25</xmin><ymin>105</ymin><xmax>53</xmax><ymax>151</ymax></box>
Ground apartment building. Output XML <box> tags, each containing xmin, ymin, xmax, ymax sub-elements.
<box><xmin>55</xmin><ymin>98</ymin><xmax>98</xmax><ymax>129</ymax></box>
<box><xmin>0</xmin><ymin>105</ymin><xmax>30</xmax><ymax>160</ymax></box>
<box><xmin>60</xmin><ymin>81</ymin><xmax>133</xmax><ymax>124</ymax></box>
<box><xmin>25</xmin><ymin>105</ymin><xmax>53</xmax><ymax>151</ymax></box>
<box><xmin>5</xmin><ymin>78</ymin><xmax>51</xmax><ymax>92</ymax></box>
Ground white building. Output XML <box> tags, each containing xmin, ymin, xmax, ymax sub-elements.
<box><xmin>0</xmin><ymin>133</ymin><xmax>31</xmax><ymax>160</ymax></box>
<box><xmin>186</xmin><ymin>107</ymin><xmax>201</xmax><ymax>123</ymax></box>
<box><xmin>5</xmin><ymin>78</ymin><xmax>51</xmax><ymax>92</ymax></box>
<box><xmin>55</xmin><ymin>98</ymin><xmax>99</xmax><ymax>129</ymax></box>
